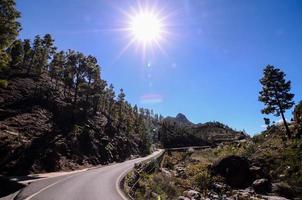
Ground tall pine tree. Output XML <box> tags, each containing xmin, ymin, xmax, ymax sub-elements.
<box><xmin>259</xmin><ymin>65</ymin><xmax>295</xmax><ymax>138</ymax></box>
<box><xmin>0</xmin><ymin>0</ymin><xmax>21</xmax><ymax>85</ymax></box>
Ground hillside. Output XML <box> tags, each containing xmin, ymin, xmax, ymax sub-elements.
<box><xmin>159</xmin><ymin>113</ymin><xmax>247</xmax><ymax>148</ymax></box>
<box><xmin>0</xmin><ymin>68</ymin><xmax>159</xmax><ymax>176</ymax></box>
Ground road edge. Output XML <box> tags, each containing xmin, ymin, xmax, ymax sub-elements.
<box><xmin>116</xmin><ymin>149</ymin><xmax>165</xmax><ymax>200</ymax></box>
<box><xmin>116</xmin><ymin>167</ymin><xmax>134</xmax><ymax>200</ymax></box>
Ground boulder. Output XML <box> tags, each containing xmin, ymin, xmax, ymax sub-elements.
<box><xmin>183</xmin><ymin>190</ymin><xmax>202</xmax><ymax>200</ymax></box>
<box><xmin>207</xmin><ymin>191</ymin><xmax>220</xmax><ymax>200</ymax></box>
<box><xmin>212</xmin><ymin>182</ymin><xmax>230</xmax><ymax>193</ymax></box>
<box><xmin>262</xmin><ymin>196</ymin><xmax>289</xmax><ymax>200</ymax></box>
<box><xmin>271</xmin><ymin>182</ymin><xmax>295</xmax><ymax>199</ymax></box>
<box><xmin>175</xmin><ymin>166</ymin><xmax>186</xmax><ymax>178</ymax></box>
<box><xmin>160</xmin><ymin>168</ymin><xmax>172</xmax><ymax>178</ymax></box>
<box><xmin>211</xmin><ymin>155</ymin><xmax>251</xmax><ymax>188</ymax></box>
<box><xmin>177</xmin><ymin>196</ymin><xmax>190</xmax><ymax>200</ymax></box>
<box><xmin>231</xmin><ymin>188</ymin><xmax>259</xmax><ymax>199</ymax></box>
<box><xmin>252</xmin><ymin>178</ymin><xmax>271</xmax><ymax>194</ymax></box>
<box><xmin>249</xmin><ymin>165</ymin><xmax>265</xmax><ymax>180</ymax></box>
<box><xmin>151</xmin><ymin>192</ymin><xmax>159</xmax><ymax>198</ymax></box>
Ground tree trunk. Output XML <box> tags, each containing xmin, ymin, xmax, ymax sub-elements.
<box><xmin>86</xmin><ymin>77</ymin><xmax>91</xmax><ymax>103</ymax></box>
<box><xmin>274</xmin><ymin>87</ymin><xmax>291</xmax><ymax>139</ymax></box>
<box><xmin>281</xmin><ymin>111</ymin><xmax>291</xmax><ymax>139</ymax></box>
<box><xmin>73</xmin><ymin>84</ymin><xmax>78</xmax><ymax>105</ymax></box>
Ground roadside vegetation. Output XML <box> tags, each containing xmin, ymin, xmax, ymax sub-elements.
<box><xmin>129</xmin><ymin>127</ymin><xmax>302</xmax><ymax>199</ymax></box>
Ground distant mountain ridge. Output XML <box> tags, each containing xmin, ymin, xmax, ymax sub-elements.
<box><xmin>159</xmin><ymin>113</ymin><xmax>247</xmax><ymax>148</ymax></box>
<box><xmin>165</xmin><ymin>113</ymin><xmax>193</xmax><ymax>125</ymax></box>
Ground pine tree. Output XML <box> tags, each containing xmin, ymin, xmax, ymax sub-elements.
<box><xmin>106</xmin><ymin>84</ymin><xmax>115</xmax><ymax>114</ymax></box>
<box><xmin>117</xmin><ymin>88</ymin><xmax>126</xmax><ymax>122</ymax></box>
<box><xmin>49</xmin><ymin>51</ymin><xmax>65</xmax><ymax>86</ymax></box>
<box><xmin>62</xmin><ymin>50</ymin><xmax>74</xmax><ymax>97</ymax></box>
<box><xmin>84</xmin><ymin>55</ymin><xmax>98</xmax><ymax>103</ymax></box>
<box><xmin>259</xmin><ymin>65</ymin><xmax>295</xmax><ymax>138</ymax></box>
<box><xmin>30</xmin><ymin>35</ymin><xmax>43</xmax><ymax>75</ymax></box>
<box><xmin>294</xmin><ymin>101</ymin><xmax>302</xmax><ymax>124</ymax></box>
<box><xmin>0</xmin><ymin>0</ymin><xmax>21</xmax><ymax>70</ymax></box>
<box><xmin>8</xmin><ymin>39</ymin><xmax>24</xmax><ymax>68</ymax></box>
<box><xmin>41</xmin><ymin>34</ymin><xmax>56</xmax><ymax>71</ymax></box>
<box><xmin>96</xmin><ymin>79</ymin><xmax>107</xmax><ymax>112</ymax></box>
<box><xmin>294</xmin><ymin>101</ymin><xmax>302</xmax><ymax>138</ymax></box>
<box><xmin>263</xmin><ymin>118</ymin><xmax>270</xmax><ymax>128</ymax></box>
<box><xmin>66</xmin><ymin>51</ymin><xmax>86</xmax><ymax>105</ymax></box>
<box><xmin>22</xmin><ymin>39</ymin><xmax>32</xmax><ymax>70</ymax></box>
<box><xmin>91</xmin><ymin>78</ymin><xmax>106</xmax><ymax>114</ymax></box>
<box><xmin>0</xmin><ymin>0</ymin><xmax>21</xmax><ymax>86</ymax></box>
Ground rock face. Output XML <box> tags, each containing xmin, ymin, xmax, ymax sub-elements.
<box><xmin>211</xmin><ymin>155</ymin><xmax>252</xmax><ymax>188</ymax></box>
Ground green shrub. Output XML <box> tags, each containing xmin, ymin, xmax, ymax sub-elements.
<box><xmin>242</xmin><ymin>144</ymin><xmax>256</xmax><ymax>157</ymax></box>
<box><xmin>294</xmin><ymin>101</ymin><xmax>302</xmax><ymax>123</ymax></box>
<box><xmin>0</xmin><ymin>79</ymin><xmax>8</xmax><ymax>88</ymax></box>
<box><xmin>194</xmin><ymin>171</ymin><xmax>212</xmax><ymax>194</ymax></box>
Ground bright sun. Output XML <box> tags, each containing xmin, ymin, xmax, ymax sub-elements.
<box><xmin>129</xmin><ymin>11</ymin><xmax>163</xmax><ymax>44</ymax></box>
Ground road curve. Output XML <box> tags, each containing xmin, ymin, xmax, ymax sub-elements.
<box><xmin>15</xmin><ymin>150</ymin><xmax>164</xmax><ymax>200</ymax></box>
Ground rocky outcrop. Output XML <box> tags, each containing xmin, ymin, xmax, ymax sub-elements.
<box><xmin>210</xmin><ymin>155</ymin><xmax>298</xmax><ymax>199</ymax></box>
<box><xmin>211</xmin><ymin>155</ymin><xmax>252</xmax><ymax>188</ymax></box>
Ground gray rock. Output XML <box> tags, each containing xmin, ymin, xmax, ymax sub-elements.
<box><xmin>271</xmin><ymin>182</ymin><xmax>294</xmax><ymax>199</ymax></box>
<box><xmin>151</xmin><ymin>192</ymin><xmax>159</xmax><ymax>198</ymax></box>
<box><xmin>252</xmin><ymin>178</ymin><xmax>271</xmax><ymax>194</ymax></box>
<box><xmin>249</xmin><ymin>165</ymin><xmax>265</xmax><ymax>180</ymax></box>
<box><xmin>177</xmin><ymin>196</ymin><xmax>190</xmax><ymax>200</ymax></box>
<box><xmin>212</xmin><ymin>182</ymin><xmax>230</xmax><ymax>193</ymax></box>
<box><xmin>160</xmin><ymin>168</ymin><xmax>172</xmax><ymax>178</ymax></box>
<box><xmin>262</xmin><ymin>195</ymin><xmax>289</xmax><ymax>200</ymax></box>
<box><xmin>175</xmin><ymin>166</ymin><xmax>186</xmax><ymax>178</ymax></box>
<box><xmin>183</xmin><ymin>190</ymin><xmax>202</xmax><ymax>200</ymax></box>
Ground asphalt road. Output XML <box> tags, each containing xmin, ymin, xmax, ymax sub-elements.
<box><xmin>14</xmin><ymin>150</ymin><xmax>163</xmax><ymax>200</ymax></box>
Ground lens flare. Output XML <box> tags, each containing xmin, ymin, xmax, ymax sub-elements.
<box><xmin>129</xmin><ymin>11</ymin><xmax>163</xmax><ymax>44</ymax></box>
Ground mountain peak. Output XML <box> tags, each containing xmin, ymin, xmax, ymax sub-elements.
<box><xmin>175</xmin><ymin>113</ymin><xmax>192</xmax><ymax>124</ymax></box>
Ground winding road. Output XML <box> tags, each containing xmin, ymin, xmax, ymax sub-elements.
<box><xmin>13</xmin><ymin>150</ymin><xmax>164</xmax><ymax>200</ymax></box>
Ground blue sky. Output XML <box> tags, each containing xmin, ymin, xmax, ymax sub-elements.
<box><xmin>16</xmin><ymin>0</ymin><xmax>302</xmax><ymax>135</ymax></box>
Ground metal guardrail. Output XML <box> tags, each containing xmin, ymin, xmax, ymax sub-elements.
<box><xmin>166</xmin><ymin>145</ymin><xmax>211</xmax><ymax>151</ymax></box>
<box><xmin>120</xmin><ymin>150</ymin><xmax>165</xmax><ymax>200</ymax></box>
